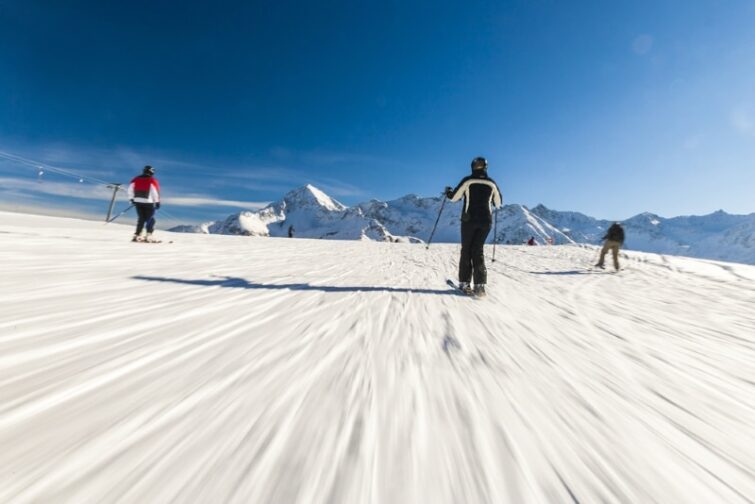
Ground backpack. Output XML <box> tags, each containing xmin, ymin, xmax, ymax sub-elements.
<box><xmin>607</xmin><ymin>224</ymin><xmax>624</xmax><ymax>243</ymax></box>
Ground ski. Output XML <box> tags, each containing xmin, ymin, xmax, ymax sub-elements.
<box><xmin>446</xmin><ymin>279</ymin><xmax>477</xmax><ymax>298</ymax></box>
<box><xmin>131</xmin><ymin>238</ymin><xmax>172</xmax><ymax>244</ymax></box>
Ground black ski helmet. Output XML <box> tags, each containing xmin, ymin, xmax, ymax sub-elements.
<box><xmin>471</xmin><ymin>156</ymin><xmax>488</xmax><ymax>172</ymax></box>
<box><xmin>143</xmin><ymin>165</ymin><xmax>155</xmax><ymax>176</ymax></box>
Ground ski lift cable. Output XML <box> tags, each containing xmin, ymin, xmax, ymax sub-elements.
<box><xmin>154</xmin><ymin>207</ymin><xmax>187</xmax><ymax>228</ymax></box>
<box><xmin>2</xmin><ymin>149</ymin><xmax>210</xmax><ymax>228</ymax></box>
<box><xmin>0</xmin><ymin>150</ymin><xmax>122</xmax><ymax>188</ymax></box>
<box><xmin>0</xmin><ymin>151</ymin><xmax>115</xmax><ymax>188</ymax></box>
<box><xmin>0</xmin><ymin>150</ymin><xmax>93</xmax><ymax>179</ymax></box>
<box><xmin>2</xmin><ymin>150</ymin><xmax>164</xmax><ymax>222</ymax></box>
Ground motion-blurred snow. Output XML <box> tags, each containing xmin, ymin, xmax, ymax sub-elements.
<box><xmin>1</xmin><ymin>211</ymin><xmax>754</xmax><ymax>503</ymax></box>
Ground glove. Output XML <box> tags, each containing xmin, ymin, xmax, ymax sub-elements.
<box><xmin>444</xmin><ymin>186</ymin><xmax>454</xmax><ymax>198</ymax></box>
<box><xmin>155</xmin><ymin>202</ymin><xmax>161</xmax><ymax>209</ymax></box>
<box><xmin>129</xmin><ymin>199</ymin><xmax>134</xmax><ymax>204</ymax></box>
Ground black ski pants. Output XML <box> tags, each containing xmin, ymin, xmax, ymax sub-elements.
<box><xmin>459</xmin><ymin>220</ymin><xmax>491</xmax><ymax>285</ymax></box>
<box><xmin>135</xmin><ymin>203</ymin><xmax>157</xmax><ymax>235</ymax></box>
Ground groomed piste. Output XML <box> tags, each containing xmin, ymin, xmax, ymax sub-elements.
<box><xmin>1</xmin><ymin>211</ymin><xmax>754</xmax><ymax>503</ymax></box>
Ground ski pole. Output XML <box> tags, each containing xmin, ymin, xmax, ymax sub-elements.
<box><xmin>426</xmin><ymin>194</ymin><xmax>448</xmax><ymax>249</ymax></box>
<box><xmin>492</xmin><ymin>207</ymin><xmax>498</xmax><ymax>263</ymax></box>
<box><xmin>105</xmin><ymin>204</ymin><xmax>134</xmax><ymax>224</ymax></box>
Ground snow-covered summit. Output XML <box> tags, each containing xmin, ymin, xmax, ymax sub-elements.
<box><xmin>282</xmin><ymin>184</ymin><xmax>347</xmax><ymax>212</ymax></box>
<box><xmin>203</xmin><ymin>184</ymin><xmax>395</xmax><ymax>241</ymax></box>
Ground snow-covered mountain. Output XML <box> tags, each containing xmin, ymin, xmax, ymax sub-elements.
<box><xmin>202</xmin><ymin>185</ymin><xmax>402</xmax><ymax>241</ymax></box>
<box><xmin>171</xmin><ymin>185</ymin><xmax>755</xmax><ymax>264</ymax></box>
<box><xmin>176</xmin><ymin>184</ymin><xmax>574</xmax><ymax>245</ymax></box>
<box><xmin>531</xmin><ymin>205</ymin><xmax>755</xmax><ymax>264</ymax></box>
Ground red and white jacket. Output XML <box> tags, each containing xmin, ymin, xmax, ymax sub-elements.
<box><xmin>127</xmin><ymin>175</ymin><xmax>161</xmax><ymax>204</ymax></box>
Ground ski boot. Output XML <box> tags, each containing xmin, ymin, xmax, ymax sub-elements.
<box><xmin>473</xmin><ymin>284</ymin><xmax>487</xmax><ymax>298</ymax></box>
<box><xmin>132</xmin><ymin>234</ymin><xmax>143</xmax><ymax>242</ymax></box>
<box><xmin>459</xmin><ymin>282</ymin><xmax>473</xmax><ymax>296</ymax></box>
<box><xmin>144</xmin><ymin>233</ymin><xmax>158</xmax><ymax>243</ymax></box>
<box><xmin>594</xmin><ymin>263</ymin><xmax>605</xmax><ymax>270</ymax></box>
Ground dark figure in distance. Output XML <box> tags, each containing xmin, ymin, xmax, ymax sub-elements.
<box><xmin>288</xmin><ymin>225</ymin><xmax>295</xmax><ymax>238</ymax></box>
<box><xmin>445</xmin><ymin>157</ymin><xmax>503</xmax><ymax>297</ymax></box>
<box><xmin>596</xmin><ymin>222</ymin><xmax>625</xmax><ymax>270</ymax></box>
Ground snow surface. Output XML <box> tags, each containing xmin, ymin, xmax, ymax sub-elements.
<box><xmin>2</xmin><ymin>211</ymin><xmax>755</xmax><ymax>503</ymax></box>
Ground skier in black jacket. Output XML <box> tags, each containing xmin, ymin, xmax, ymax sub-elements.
<box><xmin>596</xmin><ymin>222</ymin><xmax>625</xmax><ymax>270</ymax></box>
<box><xmin>445</xmin><ymin>157</ymin><xmax>503</xmax><ymax>296</ymax></box>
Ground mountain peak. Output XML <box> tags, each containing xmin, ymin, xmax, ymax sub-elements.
<box><xmin>283</xmin><ymin>185</ymin><xmax>346</xmax><ymax>212</ymax></box>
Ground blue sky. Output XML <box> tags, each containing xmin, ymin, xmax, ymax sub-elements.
<box><xmin>1</xmin><ymin>0</ymin><xmax>754</xmax><ymax>224</ymax></box>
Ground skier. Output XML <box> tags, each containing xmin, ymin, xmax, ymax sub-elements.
<box><xmin>444</xmin><ymin>156</ymin><xmax>503</xmax><ymax>297</ymax></box>
<box><xmin>527</xmin><ymin>236</ymin><xmax>536</xmax><ymax>246</ymax></box>
<box><xmin>288</xmin><ymin>225</ymin><xmax>294</xmax><ymax>238</ymax></box>
<box><xmin>596</xmin><ymin>222</ymin><xmax>625</xmax><ymax>270</ymax></box>
<box><xmin>127</xmin><ymin>165</ymin><xmax>161</xmax><ymax>242</ymax></box>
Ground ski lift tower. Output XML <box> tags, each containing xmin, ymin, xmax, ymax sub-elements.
<box><xmin>105</xmin><ymin>183</ymin><xmax>122</xmax><ymax>222</ymax></box>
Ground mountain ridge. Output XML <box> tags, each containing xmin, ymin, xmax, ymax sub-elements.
<box><xmin>170</xmin><ymin>184</ymin><xmax>755</xmax><ymax>264</ymax></box>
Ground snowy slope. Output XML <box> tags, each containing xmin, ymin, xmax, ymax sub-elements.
<box><xmin>529</xmin><ymin>204</ymin><xmax>609</xmax><ymax>243</ymax></box>
<box><xmin>2</xmin><ymin>211</ymin><xmax>754</xmax><ymax>503</ymax></box>
<box><xmin>492</xmin><ymin>204</ymin><xmax>573</xmax><ymax>245</ymax></box>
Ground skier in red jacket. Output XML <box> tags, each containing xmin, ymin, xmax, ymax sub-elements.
<box><xmin>127</xmin><ymin>165</ymin><xmax>161</xmax><ymax>242</ymax></box>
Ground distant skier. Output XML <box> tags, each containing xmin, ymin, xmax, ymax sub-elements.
<box><xmin>596</xmin><ymin>222</ymin><xmax>625</xmax><ymax>270</ymax></box>
<box><xmin>288</xmin><ymin>225</ymin><xmax>294</xmax><ymax>238</ymax></box>
<box><xmin>527</xmin><ymin>236</ymin><xmax>536</xmax><ymax>246</ymax></box>
<box><xmin>127</xmin><ymin>165</ymin><xmax>161</xmax><ymax>242</ymax></box>
<box><xmin>444</xmin><ymin>156</ymin><xmax>502</xmax><ymax>297</ymax></box>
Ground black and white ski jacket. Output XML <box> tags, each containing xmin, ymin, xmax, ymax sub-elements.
<box><xmin>448</xmin><ymin>172</ymin><xmax>503</xmax><ymax>223</ymax></box>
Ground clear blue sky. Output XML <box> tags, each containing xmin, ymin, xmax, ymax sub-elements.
<box><xmin>1</xmin><ymin>0</ymin><xmax>754</xmax><ymax>224</ymax></box>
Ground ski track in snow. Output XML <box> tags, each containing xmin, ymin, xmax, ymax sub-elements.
<box><xmin>1</xmin><ymin>212</ymin><xmax>754</xmax><ymax>503</ymax></box>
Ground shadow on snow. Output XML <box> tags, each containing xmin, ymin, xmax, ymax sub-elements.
<box><xmin>133</xmin><ymin>275</ymin><xmax>458</xmax><ymax>296</ymax></box>
<box><xmin>528</xmin><ymin>270</ymin><xmax>598</xmax><ymax>276</ymax></box>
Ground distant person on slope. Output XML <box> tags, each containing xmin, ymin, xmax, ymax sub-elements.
<box><xmin>288</xmin><ymin>225</ymin><xmax>295</xmax><ymax>238</ymax></box>
<box><xmin>444</xmin><ymin>157</ymin><xmax>503</xmax><ymax>297</ymax></box>
<box><xmin>527</xmin><ymin>236</ymin><xmax>536</xmax><ymax>246</ymax></box>
<box><xmin>596</xmin><ymin>222</ymin><xmax>625</xmax><ymax>270</ymax></box>
<box><xmin>127</xmin><ymin>165</ymin><xmax>161</xmax><ymax>242</ymax></box>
